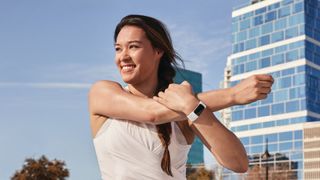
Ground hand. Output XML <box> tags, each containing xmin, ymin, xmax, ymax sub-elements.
<box><xmin>230</xmin><ymin>74</ymin><xmax>274</xmax><ymax>105</ymax></box>
<box><xmin>153</xmin><ymin>81</ymin><xmax>199</xmax><ymax>115</ymax></box>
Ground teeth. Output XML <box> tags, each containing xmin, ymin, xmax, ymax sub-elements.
<box><xmin>122</xmin><ymin>65</ymin><xmax>134</xmax><ymax>70</ymax></box>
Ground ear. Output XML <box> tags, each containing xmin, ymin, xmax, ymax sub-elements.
<box><xmin>155</xmin><ymin>49</ymin><xmax>164</xmax><ymax>60</ymax></box>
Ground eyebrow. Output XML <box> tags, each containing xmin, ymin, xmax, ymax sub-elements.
<box><xmin>114</xmin><ymin>40</ymin><xmax>143</xmax><ymax>46</ymax></box>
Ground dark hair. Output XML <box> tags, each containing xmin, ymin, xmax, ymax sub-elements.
<box><xmin>114</xmin><ymin>14</ymin><xmax>183</xmax><ymax>176</ymax></box>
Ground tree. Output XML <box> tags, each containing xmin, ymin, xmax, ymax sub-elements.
<box><xmin>11</xmin><ymin>155</ymin><xmax>69</xmax><ymax>180</ymax></box>
<box><xmin>187</xmin><ymin>166</ymin><xmax>215</xmax><ymax>180</ymax></box>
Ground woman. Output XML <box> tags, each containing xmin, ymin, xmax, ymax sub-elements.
<box><xmin>89</xmin><ymin>15</ymin><xmax>273</xmax><ymax>179</ymax></box>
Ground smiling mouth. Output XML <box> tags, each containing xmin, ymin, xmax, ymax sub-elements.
<box><xmin>121</xmin><ymin>65</ymin><xmax>136</xmax><ymax>72</ymax></box>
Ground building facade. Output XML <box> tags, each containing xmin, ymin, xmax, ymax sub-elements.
<box><xmin>221</xmin><ymin>0</ymin><xmax>320</xmax><ymax>179</ymax></box>
<box><xmin>174</xmin><ymin>68</ymin><xmax>204</xmax><ymax>165</ymax></box>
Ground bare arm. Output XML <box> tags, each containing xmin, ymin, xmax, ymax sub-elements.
<box><xmin>154</xmin><ymin>81</ymin><xmax>251</xmax><ymax>172</ymax></box>
<box><xmin>89</xmin><ymin>75</ymin><xmax>273</xmax><ymax>124</ymax></box>
<box><xmin>197</xmin><ymin>74</ymin><xmax>274</xmax><ymax>112</ymax></box>
<box><xmin>88</xmin><ymin>80</ymin><xmax>184</xmax><ymax>124</ymax></box>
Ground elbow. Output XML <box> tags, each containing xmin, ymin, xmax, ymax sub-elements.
<box><xmin>234</xmin><ymin>159</ymin><xmax>248</xmax><ymax>173</ymax></box>
<box><xmin>230</xmin><ymin>155</ymin><xmax>249</xmax><ymax>173</ymax></box>
<box><xmin>144</xmin><ymin>111</ymin><xmax>158</xmax><ymax>125</ymax></box>
<box><xmin>220</xmin><ymin>153</ymin><xmax>248</xmax><ymax>173</ymax></box>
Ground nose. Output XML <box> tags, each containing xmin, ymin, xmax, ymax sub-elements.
<box><xmin>118</xmin><ymin>48</ymin><xmax>130</xmax><ymax>62</ymax></box>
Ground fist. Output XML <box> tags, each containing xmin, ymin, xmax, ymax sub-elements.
<box><xmin>230</xmin><ymin>74</ymin><xmax>274</xmax><ymax>105</ymax></box>
<box><xmin>153</xmin><ymin>81</ymin><xmax>199</xmax><ymax>114</ymax></box>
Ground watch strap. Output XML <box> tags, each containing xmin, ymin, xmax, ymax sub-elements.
<box><xmin>187</xmin><ymin>101</ymin><xmax>206</xmax><ymax>122</ymax></box>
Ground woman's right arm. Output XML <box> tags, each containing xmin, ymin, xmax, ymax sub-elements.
<box><xmin>88</xmin><ymin>80</ymin><xmax>185</xmax><ymax>125</ymax></box>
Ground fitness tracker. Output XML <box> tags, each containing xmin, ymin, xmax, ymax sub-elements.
<box><xmin>187</xmin><ymin>101</ymin><xmax>206</xmax><ymax>122</ymax></box>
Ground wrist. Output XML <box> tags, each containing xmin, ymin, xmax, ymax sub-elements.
<box><xmin>227</xmin><ymin>87</ymin><xmax>238</xmax><ymax>106</ymax></box>
<box><xmin>182</xmin><ymin>96</ymin><xmax>200</xmax><ymax>115</ymax></box>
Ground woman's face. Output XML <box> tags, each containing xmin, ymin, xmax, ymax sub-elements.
<box><xmin>114</xmin><ymin>25</ymin><xmax>162</xmax><ymax>85</ymax></box>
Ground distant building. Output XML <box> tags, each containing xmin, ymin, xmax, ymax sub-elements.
<box><xmin>221</xmin><ymin>0</ymin><xmax>320</xmax><ymax>179</ymax></box>
<box><xmin>174</xmin><ymin>68</ymin><xmax>204</xmax><ymax>165</ymax></box>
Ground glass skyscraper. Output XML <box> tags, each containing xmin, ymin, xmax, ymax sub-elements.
<box><xmin>221</xmin><ymin>0</ymin><xmax>320</xmax><ymax>179</ymax></box>
<box><xmin>174</xmin><ymin>68</ymin><xmax>204</xmax><ymax>165</ymax></box>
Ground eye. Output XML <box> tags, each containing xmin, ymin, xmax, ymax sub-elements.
<box><xmin>129</xmin><ymin>44</ymin><xmax>139</xmax><ymax>49</ymax></box>
<box><xmin>115</xmin><ymin>47</ymin><xmax>121</xmax><ymax>52</ymax></box>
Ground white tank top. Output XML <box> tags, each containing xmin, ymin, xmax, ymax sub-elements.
<box><xmin>93</xmin><ymin>118</ymin><xmax>191</xmax><ymax>180</ymax></box>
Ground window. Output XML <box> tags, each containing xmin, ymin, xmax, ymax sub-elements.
<box><xmin>291</xmin><ymin>117</ymin><xmax>305</xmax><ymax>123</ymax></box>
<box><xmin>258</xmin><ymin>105</ymin><xmax>270</xmax><ymax>117</ymax></box>
<box><xmin>246</xmin><ymin>61</ymin><xmax>257</xmax><ymax>72</ymax></box>
<box><xmin>289</xmin><ymin>13</ymin><xmax>304</xmax><ymax>26</ymax></box>
<box><xmin>282</xmin><ymin>68</ymin><xmax>295</xmax><ymax>76</ymax></box>
<box><xmin>286</xmin><ymin>100</ymin><xmax>300</xmax><ymax>112</ymax></box>
<box><xmin>260</xmin><ymin>35</ymin><xmax>270</xmax><ymax>46</ymax></box>
<box><xmin>294</xmin><ymin>141</ymin><xmax>303</xmax><ymax>149</ymax></box>
<box><xmin>249</xmin><ymin>123</ymin><xmax>261</xmax><ymax>130</ymax></box>
<box><xmin>272</xmin><ymin>54</ymin><xmax>284</xmax><ymax>65</ymax></box>
<box><xmin>262</xmin><ymin>22</ymin><xmax>273</xmax><ymax>34</ymax></box>
<box><xmin>251</xmin><ymin>135</ymin><xmax>263</xmax><ymax>144</ymax></box>
<box><xmin>269</xmin><ymin>144</ymin><xmax>278</xmax><ymax>152</ymax></box>
<box><xmin>279</xmin><ymin>142</ymin><xmax>292</xmax><ymax>151</ymax></box>
<box><xmin>275</xmin><ymin>45</ymin><xmax>287</xmax><ymax>53</ymax></box>
<box><xmin>263</xmin><ymin>121</ymin><xmax>275</xmax><ymax>128</ymax></box>
<box><xmin>245</xmin><ymin>39</ymin><xmax>257</xmax><ymax>50</ymax></box>
<box><xmin>255</xmin><ymin>7</ymin><xmax>266</xmax><ymax>15</ymax></box>
<box><xmin>289</xmin><ymin>40</ymin><xmax>304</xmax><ymax>49</ymax></box>
<box><xmin>289</xmin><ymin>87</ymin><xmax>299</xmax><ymax>99</ymax></box>
<box><xmin>286</xmin><ymin>49</ymin><xmax>299</xmax><ymax>62</ymax></box>
<box><xmin>274</xmin><ymin>89</ymin><xmax>288</xmax><ymax>102</ymax></box>
<box><xmin>285</xmin><ymin>26</ymin><xmax>299</xmax><ymax>39</ymax></box>
<box><xmin>271</xmin><ymin>31</ymin><xmax>284</xmax><ymax>42</ymax></box>
<box><xmin>232</xmin><ymin>110</ymin><xmax>243</xmax><ymax>121</ymax></box>
<box><xmin>293</xmin><ymin>2</ymin><xmax>303</xmax><ymax>13</ymax></box>
<box><xmin>290</xmin><ymin>152</ymin><xmax>302</xmax><ymax>160</ymax></box>
<box><xmin>272</xmin><ymin>103</ymin><xmax>285</xmax><ymax>115</ymax></box>
<box><xmin>240</xmin><ymin>137</ymin><xmax>249</xmax><ymax>145</ymax></box>
<box><xmin>249</xmin><ymin>52</ymin><xmax>260</xmax><ymax>60</ymax></box>
<box><xmin>293</xmin><ymin>73</ymin><xmax>305</xmax><ymax>85</ymax></box>
<box><xmin>238</xmin><ymin>125</ymin><xmax>248</xmax><ymax>131</ymax></box>
<box><xmin>260</xmin><ymin>57</ymin><xmax>271</xmax><ymax>68</ymax></box>
<box><xmin>232</xmin><ymin>22</ymin><xmax>239</xmax><ymax>32</ymax></box>
<box><xmin>240</xmin><ymin>19</ymin><xmax>251</xmax><ymax>31</ymax></box>
<box><xmin>277</xmin><ymin>118</ymin><xmax>289</xmax><ymax>125</ymax></box>
<box><xmin>279</xmin><ymin>76</ymin><xmax>292</xmax><ymax>88</ymax></box>
<box><xmin>280</xmin><ymin>131</ymin><xmax>292</xmax><ymax>141</ymax></box>
<box><xmin>265</xmin><ymin>11</ymin><xmax>277</xmax><ymax>22</ymax></box>
<box><xmin>268</xmin><ymin>3</ymin><xmax>280</xmax><ymax>11</ymax></box>
<box><xmin>279</xmin><ymin>6</ymin><xmax>291</xmax><ymax>18</ymax></box>
<box><xmin>254</xmin><ymin>15</ymin><xmax>263</xmax><ymax>26</ymax></box>
<box><xmin>245</xmin><ymin>108</ymin><xmax>256</xmax><ymax>119</ymax></box>
<box><xmin>249</xmin><ymin>27</ymin><xmax>260</xmax><ymax>38</ymax></box>
<box><xmin>266</xmin><ymin>133</ymin><xmax>278</xmax><ymax>142</ymax></box>
<box><xmin>238</xmin><ymin>31</ymin><xmax>247</xmax><ymax>41</ymax></box>
<box><xmin>262</xmin><ymin>49</ymin><xmax>273</xmax><ymax>57</ymax></box>
<box><xmin>275</xmin><ymin>18</ymin><xmax>287</xmax><ymax>30</ymax></box>
<box><xmin>282</xmin><ymin>0</ymin><xmax>293</xmax><ymax>6</ymax></box>
<box><xmin>251</xmin><ymin>145</ymin><xmax>263</xmax><ymax>154</ymax></box>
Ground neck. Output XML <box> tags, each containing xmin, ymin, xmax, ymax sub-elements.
<box><xmin>128</xmin><ymin>81</ymin><xmax>158</xmax><ymax>98</ymax></box>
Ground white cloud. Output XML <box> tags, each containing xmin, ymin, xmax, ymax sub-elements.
<box><xmin>0</xmin><ymin>82</ymin><xmax>91</xmax><ymax>89</ymax></box>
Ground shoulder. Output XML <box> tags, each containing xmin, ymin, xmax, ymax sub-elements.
<box><xmin>89</xmin><ymin>80</ymin><xmax>122</xmax><ymax>96</ymax></box>
<box><xmin>90</xmin><ymin>80</ymin><xmax>121</xmax><ymax>91</ymax></box>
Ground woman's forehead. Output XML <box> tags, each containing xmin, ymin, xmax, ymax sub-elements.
<box><xmin>116</xmin><ymin>26</ymin><xmax>148</xmax><ymax>44</ymax></box>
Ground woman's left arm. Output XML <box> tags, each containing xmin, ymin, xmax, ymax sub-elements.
<box><xmin>154</xmin><ymin>81</ymin><xmax>249</xmax><ymax>173</ymax></box>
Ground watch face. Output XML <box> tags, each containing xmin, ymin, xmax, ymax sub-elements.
<box><xmin>194</xmin><ymin>104</ymin><xmax>205</xmax><ymax>116</ymax></box>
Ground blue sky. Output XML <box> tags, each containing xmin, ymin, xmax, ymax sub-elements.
<box><xmin>1</xmin><ymin>0</ymin><xmax>248</xmax><ymax>179</ymax></box>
